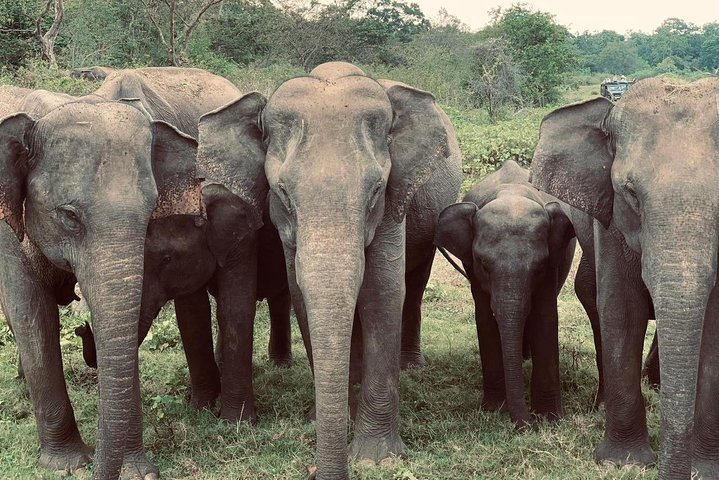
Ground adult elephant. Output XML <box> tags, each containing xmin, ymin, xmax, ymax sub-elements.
<box><xmin>15</xmin><ymin>68</ymin><xmax>275</xmax><ymax>423</ymax></box>
<box><xmin>434</xmin><ymin>160</ymin><xmax>577</xmax><ymax>428</ymax></box>
<box><xmin>0</xmin><ymin>85</ymin><xmax>32</xmax><ymax>117</ymax></box>
<box><xmin>70</xmin><ymin>66</ymin><xmax>115</xmax><ymax>81</ymax></box>
<box><xmin>0</xmin><ymin>102</ymin><xmax>201</xmax><ymax>479</ymax></box>
<box><xmin>531</xmin><ymin>77</ymin><xmax>719</xmax><ymax>479</ymax></box>
<box><xmin>196</xmin><ymin>62</ymin><xmax>462</xmax><ymax>479</ymax></box>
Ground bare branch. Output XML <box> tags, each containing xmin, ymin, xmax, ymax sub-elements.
<box><xmin>178</xmin><ymin>0</ymin><xmax>224</xmax><ymax>52</ymax></box>
<box><xmin>139</xmin><ymin>0</ymin><xmax>169</xmax><ymax>48</ymax></box>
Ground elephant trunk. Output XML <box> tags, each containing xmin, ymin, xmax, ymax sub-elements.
<box><xmin>295</xmin><ymin>222</ymin><xmax>365</xmax><ymax>479</ymax></box>
<box><xmin>492</xmin><ymin>280</ymin><xmax>532</xmax><ymax>428</ymax></box>
<box><xmin>642</xmin><ymin>211</ymin><xmax>718</xmax><ymax>479</ymax></box>
<box><xmin>75</xmin><ymin>233</ymin><xmax>147</xmax><ymax>480</ymax></box>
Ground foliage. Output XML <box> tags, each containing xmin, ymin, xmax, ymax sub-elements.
<box><xmin>0</xmin><ymin>0</ymin><xmax>42</xmax><ymax>69</ymax></box>
<box><xmin>465</xmin><ymin>38</ymin><xmax>522</xmax><ymax>121</ymax></box>
<box><xmin>593</xmin><ymin>40</ymin><xmax>647</xmax><ymax>75</ymax></box>
<box><xmin>488</xmin><ymin>4</ymin><xmax>578</xmax><ymax>106</ymax></box>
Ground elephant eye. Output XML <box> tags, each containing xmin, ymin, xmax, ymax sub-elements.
<box><xmin>277</xmin><ymin>182</ymin><xmax>292</xmax><ymax>212</ymax></box>
<box><xmin>624</xmin><ymin>181</ymin><xmax>640</xmax><ymax>210</ymax></box>
<box><xmin>368</xmin><ymin>180</ymin><xmax>384</xmax><ymax>212</ymax></box>
<box><xmin>56</xmin><ymin>205</ymin><xmax>83</xmax><ymax>234</ymax></box>
<box><xmin>161</xmin><ymin>255</ymin><xmax>172</xmax><ymax>265</ymax></box>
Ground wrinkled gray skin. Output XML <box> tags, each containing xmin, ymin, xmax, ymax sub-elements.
<box><xmin>70</xmin><ymin>66</ymin><xmax>115</xmax><ymax>82</ymax></box>
<box><xmin>77</xmin><ymin>185</ymin><xmax>291</xmax><ymax>411</ymax></box>
<box><xmin>531</xmin><ymin>77</ymin><xmax>719</xmax><ymax>479</ymax></box>
<box><xmin>198</xmin><ymin>62</ymin><xmax>462</xmax><ymax>479</ymax></box>
<box><xmin>0</xmin><ymin>102</ymin><xmax>201</xmax><ymax>480</ymax></box>
<box><xmin>435</xmin><ymin>160</ymin><xmax>577</xmax><ymax>428</ymax></box>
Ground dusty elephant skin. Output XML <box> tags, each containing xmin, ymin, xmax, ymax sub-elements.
<box><xmin>198</xmin><ymin>61</ymin><xmax>462</xmax><ymax>479</ymax></box>
<box><xmin>77</xmin><ymin>184</ymin><xmax>292</xmax><ymax>411</ymax></box>
<box><xmin>0</xmin><ymin>102</ymin><xmax>201</xmax><ymax>480</ymax></box>
<box><xmin>435</xmin><ymin>160</ymin><xmax>579</xmax><ymax>429</ymax></box>
<box><xmin>531</xmin><ymin>77</ymin><xmax>719</xmax><ymax>479</ymax></box>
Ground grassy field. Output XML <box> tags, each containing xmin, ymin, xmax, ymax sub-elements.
<box><xmin>0</xmin><ymin>251</ymin><xmax>660</xmax><ymax>480</ymax></box>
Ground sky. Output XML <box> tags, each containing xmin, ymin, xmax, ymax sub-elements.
<box><xmin>412</xmin><ymin>0</ymin><xmax>719</xmax><ymax>34</ymax></box>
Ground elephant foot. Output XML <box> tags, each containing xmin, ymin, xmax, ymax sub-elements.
<box><xmin>531</xmin><ymin>395</ymin><xmax>563</xmax><ymax>421</ymax></box>
<box><xmin>594</xmin><ymin>437</ymin><xmax>656</xmax><ymax>467</ymax></box>
<box><xmin>220</xmin><ymin>402</ymin><xmax>257</xmax><ymax>425</ymax></box>
<box><xmin>39</xmin><ymin>442</ymin><xmax>93</xmax><ymax>475</ymax></box>
<box><xmin>481</xmin><ymin>393</ymin><xmax>507</xmax><ymax>413</ymax></box>
<box><xmin>189</xmin><ymin>387</ymin><xmax>220</xmax><ymax>411</ymax></box>
<box><xmin>121</xmin><ymin>450</ymin><xmax>159</xmax><ymax>480</ymax></box>
<box><xmin>350</xmin><ymin>432</ymin><xmax>406</xmax><ymax>465</ymax></box>
<box><xmin>693</xmin><ymin>457</ymin><xmax>719</xmax><ymax>479</ymax></box>
<box><xmin>269</xmin><ymin>353</ymin><xmax>293</xmax><ymax>369</ymax></box>
<box><xmin>400</xmin><ymin>351</ymin><xmax>427</xmax><ymax>370</ymax></box>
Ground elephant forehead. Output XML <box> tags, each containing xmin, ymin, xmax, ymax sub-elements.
<box><xmin>268</xmin><ymin>76</ymin><xmax>392</xmax><ymax>119</ymax></box>
<box><xmin>478</xmin><ymin>196</ymin><xmax>548</xmax><ymax>235</ymax></box>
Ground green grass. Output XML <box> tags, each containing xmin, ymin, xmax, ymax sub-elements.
<box><xmin>0</xmin><ymin>254</ymin><xmax>660</xmax><ymax>479</ymax></box>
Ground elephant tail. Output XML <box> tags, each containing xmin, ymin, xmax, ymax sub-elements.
<box><xmin>437</xmin><ymin>246</ymin><xmax>469</xmax><ymax>280</ymax></box>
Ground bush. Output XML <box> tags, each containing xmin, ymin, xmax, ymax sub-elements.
<box><xmin>445</xmin><ymin>104</ymin><xmax>549</xmax><ymax>182</ymax></box>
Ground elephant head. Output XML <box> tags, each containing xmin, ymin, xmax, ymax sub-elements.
<box><xmin>435</xmin><ymin>175</ymin><xmax>574</xmax><ymax>427</ymax></box>
<box><xmin>197</xmin><ymin>61</ymin><xmax>455</xmax><ymax>478</ymax></box>
<box><xmin>0</xmin><ymin>101</ymin><xmax>201</xmax><ymax>479</ymax></box>
<box><xmin>139</xmin><ymin>183</ymin><xmax>259</xmax><ymax>342</ymax></box>
<box><xmin>531</xmin><ymin>77</ymin><xmax>719</xmax><ymax>478</ymax></box>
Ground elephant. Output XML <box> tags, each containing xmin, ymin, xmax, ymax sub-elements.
<box><xmin>530</xmin><ymin>77</ymin><xmax>719</xmax><ymax>479</ymax></box>
<box><xmin>0</xmin><ymin>101</ymin><xmax>202</xmax><ymax>479</ymax></box>
<box><xmin>434</xmin><ymin>160</ymin><xmax>577</xmax><ymax>428</ymax></box>
<box><xmin>0</xmin><ymin>85</ymin><xmax>32</xmax><ymax>117</ymax></box>
<box><xmin>76</xmin><ymin>186</ymin><xmax>292</xmax><ymax>411</ymax></box>
<box><xmin>196</xmin><ymin>61</ymin><xmax>462</xmax><ymax>479</ymax></box>
<box><xmin>18</xmin><ymin>68</ymin><xmax>277</xmax><ymax>423</ymax></box>
<box><xmin>70</xmin><ymin>66</ymin><xmax>115</xmax><ymax>82</ymax></box>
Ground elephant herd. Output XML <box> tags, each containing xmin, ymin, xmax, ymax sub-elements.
<box><xmin>0</xmin><ymin>63</ymin><xmax>717</xmax><ymax>480</ymax></box>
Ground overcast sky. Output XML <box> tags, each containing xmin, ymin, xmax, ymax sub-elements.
<box><xmin>413</xmin><ymin>0</ymin><xmax>718</xmax><ymax>34</ymax></box>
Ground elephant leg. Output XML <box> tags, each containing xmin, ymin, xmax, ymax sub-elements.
<box><xmin>0</xmin><ymin>232</ymin><xmax>91</xmax><ymax>473</ymax></box>
<box><xmin>692</xmin><ymin>282</ymin><xmax>719</xmax><ymax>477</ymax></box>
<box><xmin>121</xmin><ymin>363</ymin><xmax>158</xmax><ymax>480</ymax></box>
<box><xmin>472</xmin><ymin>283</ymin><xmax>506</xmax><ymax>412</ymax></box>
<box><xmin>527</xmin><ymin>275</ymin><xmax>562</xmax><ymax>420</ymax></box>
<box><xmin>175</xmin><ymin>289</ymin><xmax>221</xmax><ymax>410</ymax></box>
<box><xmin>574</xmin><ymin>250</ymin><xmax>604</xmax><ymax>408</ymax></box>
<box><xmin>267</xmin><ymin>288</ymin><xmax>293</xmax><ymax>368</ymax></box>
<box><xmin>400</xmin><ymin>249</ymin><xmax>434</xmax><ymax>370</ymax></box>
<box><xmin>593</xmin><ymin>225</ymin><xmax>655</xmax><ymax>467</ymax></box>
<box><xmin>642</xmin><ymin>331</ymin><xmax>660</xmax><ymax>390</ymax></box>
<box><xmin>214</xmin><ymin>235</ymin><xmax>258</xmax><ymax>424</ymax></box>
<box><xmin>350</xmin><ymin>218</ymin><xmax>406</xmax><ymax>464</ymax></box>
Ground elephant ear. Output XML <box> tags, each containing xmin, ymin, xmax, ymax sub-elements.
<box><xmin>545</xmin><ymin>201</ymin><xmax>575</xmax><ymax>267</ymax></box>
<box><xmin>0</xmin><ymin>113</ymin><xmax>34</xmax><ymax>241</ymax></box>
<box><xmin>197</xmin><ymin>92</ymin><xmax>268</xmax><ymax>230</ymax></box>
<box><xmin>434</xmin><ymin>202</ymin><xmax>478</xmax><ymax>266</ymax></box>
<box><xmin>202</xmin><ymin>184</ymin><xmax>260</xmax><ymax>267</ymax></box>
<box><xmin>530</xmin><ymin>97</ymin><xmax>614</xmax><ymax>227</ymax></box>
<box><xmin>379</xmin><ymin>79</ymin><xmax>459</xmax><ymax>223</ymax></box>
<box><xmin>150</xmin><ymin>121</ymin><xmax>203</xmax><ymax>219</ymax></box>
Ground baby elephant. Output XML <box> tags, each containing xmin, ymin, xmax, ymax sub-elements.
<box><xmin>435</xmin><ymin>160</ymin><xmax>576</xmax><ymax>429</ymax></box>
<box><xmin>78</xmin><ymin>184</ymin><xmax>291</xmax><ymax>413</ymax></box>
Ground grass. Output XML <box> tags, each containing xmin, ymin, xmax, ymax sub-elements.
<box><xmin>0</xmin><ymin>252</ymin><xmax>660</xmax><ymax>480</ymax></box>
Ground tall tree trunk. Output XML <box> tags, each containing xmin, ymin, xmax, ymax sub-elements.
<box><xmin>34</xmin><ymin>0</ymin><xmax>64</xmax><ymax>68</ymax></box>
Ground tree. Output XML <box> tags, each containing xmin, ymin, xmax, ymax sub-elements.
<box><xmin>0</xmin><ymin>0</ymin><xmax>40</xmax><ymax>68</ymax></box>
<box><xmin>140</xmin><ymin>0</ymin><xmax>224</xmax><ymax>66</ymax></box>
<box><xmin>34</xmin><ymin>0</ymin><xmax>64</xmax><ymax>67</ymax></box>
<box><xmin>651</xmin><ymin>18</ymin><xmax>701</xmax><ymax>69</ymax></box>
<box><xmin>572</xmin><ymin>30</ymin><xmax>625</xmax><ymax>72</ymax></box>
<box><xmin>465</xmin><ymin>38</ymin><xmax>521</xmax><ymax>121</ymax></box>
<box><xmin>698</xmin><ymin>22</ymin><xmax>719</xmax><ymax>72</ymax></box>
<box><xmin>595</xmin><ymin>40</ymin><xmax>646</xmax><ymax>74</ymax></box>
<box><xmin>490</xmin><ymin>4</ymin><xmax>577</xmax><ymax>106</ymax></box>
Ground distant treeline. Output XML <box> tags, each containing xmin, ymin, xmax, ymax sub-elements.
<box><xmin>1</xmin><ymin>1</ymin><xmax>717</xmax><ymax>117</ymax></box>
